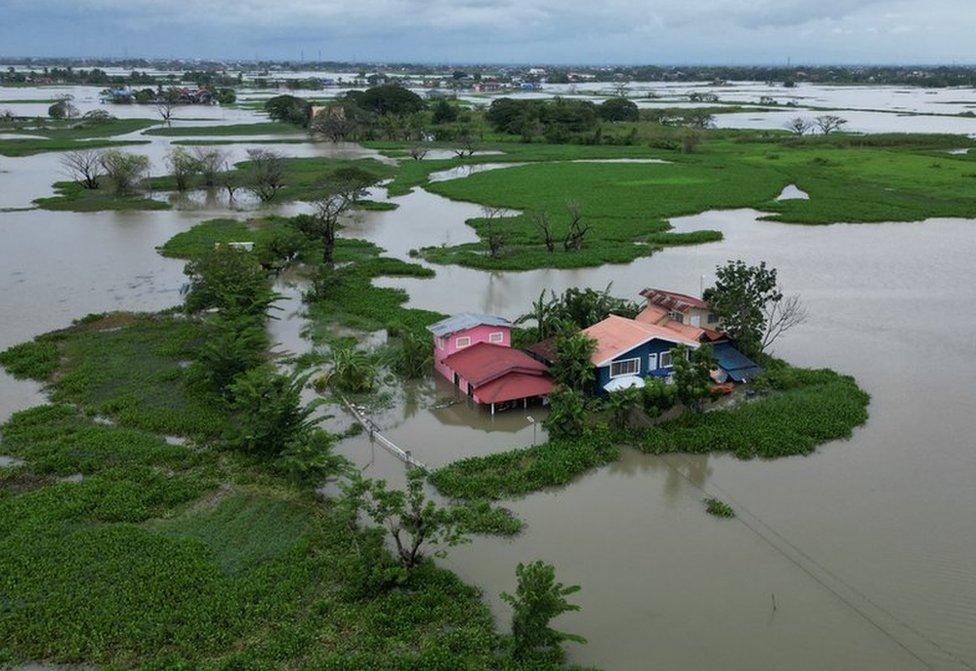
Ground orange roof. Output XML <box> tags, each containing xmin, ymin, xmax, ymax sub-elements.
<box><xmin>582</xmin><ymin>315</ymin><xmax>700</xmax><ymax>367</ymax></box>
<box><xmin>635</xmin><ymin>305</ymin><xmax>668</xmax><ymax>326</ymax></box>
<box><xmin>636</xmin><ymin>306</ymin><xmax>727</xmax><ymax>343</ymax></box>
<box><xmin>659</xmin><ymin>319</ymin><xmax>707</xmax><ymax>341</ymax></box>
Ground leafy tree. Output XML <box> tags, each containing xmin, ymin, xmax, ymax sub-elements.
<box><xmin>354</xmin><ymin>85</ymin><xmax>425</xmax><ymax>116</ymax></box>
<box><xmin>166</xmin><ymin>146</ymin><xmax>200</xmax><ymax>191</ymax></box>
<box><xmin>388</xmin><ymin>329</ymin><xmax>432</xmax><ymax>379</ymax></box>
<box><xmin>296</xmin><ymin>177</ymin><xmax>365</xmax><ymax>263</ymax></box>
<box><xmin>324</xmin><ymin>343</ymin><xmax>377</xmax><ymax>393</ymax></box>
<box><xmin>226</xmin><ymin>367</ymin><xmax>319</xmax><ymax>458</ymax></box>
<box><xmin>550</xmin><ymin>329</ymin><xmax>596</xmax><ymax>392</ymax></box>
<box><xmin>99</xmin><ymin>150</ymin><xmax>150</xmax><ymax>194</ymax></box>
<box><xmin>670</xmin><ymin>344</ymin><xmax>715</xmax><ymax>412</ymax></box>
<box><xmin>703</xmin><ymin>260</ymin><xmax>783</xmax><ymax>356</ymax></box>
<box><xmin>431</xmin><ymin>98</ymin><xmax>458</xmax><ymax>124</ymax></box>
<box><xmin>264</xmin><ymin>94</ymin><xmax>311</xmax><ymax>126</ymax></box>
<box><xmin>191</xmin><ymin>147</ymin><xmax>227</xmax><ymax>187</ymax></box>
<box><xmin>641</xmin><ymin>378</ymin><xmax>677</xmax><ymax>417</ymax></box>
<box><xmin>607</xmin><ymin>387</ymin><xmax>641</xmax><ymax>430</ymax></box>
<box><xmin>501</xmin><ymin>560</ymin><xmax>585</xmax><ymax>662</ymax></box>
<box><xmin>48</xmin><ymin>98</ymin><xmax>78</xmax><ymax>119</ymax></box>
<box><xmin>245</xmin><ymin>149</ymin><xmax>285</xmax><ymax>202</ymax></box>
<box><xmin>543</xmin><ymin>385</ymin><xmax>588</xmax><ymax>439</ymax></box>
<box><xmin>189</xmin><ymin>315</ymin><xmax>267</xmax><ymax>397</ymax></box>
<box><xmin>275</xmin><ymin>428</ymin><xmax>347</xmax><ymax>485</ymax></box>
<box><xmin>598</xmin><ymin>97</ymin><xmax>638</xmax><ymax>122</ymax></box>
<box><xmin>182</xmin><ymin>245</ymin><xmax>277</xmax><ymax>316</ymax></box>
<box><xmin>343</xmin><ymin>469</ymin><xmax>469</xmax><ymax>569</ymax></box>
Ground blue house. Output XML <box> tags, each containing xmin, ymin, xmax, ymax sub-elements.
<box><xmin>582</xmin><ymin>315</ymin><xmax>702</xmax><ymax>393</ymax></box>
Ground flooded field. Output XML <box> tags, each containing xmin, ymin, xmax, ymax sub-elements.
<box><xmin>2</xmin><ymin>88</ymin><xmax>976</xmax><ymax>670</ymax></box>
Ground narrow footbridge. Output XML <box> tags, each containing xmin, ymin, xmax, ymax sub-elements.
<box><xmin>338</xmin><ymin>396</ymin><xmax>428</xmax><ymax>471</ymax></box>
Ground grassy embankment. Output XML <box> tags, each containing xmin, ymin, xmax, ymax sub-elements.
<box><xmin>34</xmin><ymin>156</ymin><xmax>395</xmax><ymax>212</ymax></box>
<box><xmin>365</xmin><ymin>133</ymin><xmax>976</xmax><ymax>271</ymax></box>
<box><xmin>0</xmin><ymin>309</ymin><xmax>560</xmax><ymax>670</ymax></box>
<box><xmin>430</xmin><ymin>360</ymin><xmax>869</xmax><ymax>501</ymax></box>
<box><xmin>0</xmin><ymin>117</ymin><xmax>155</xmax><ymax>156</ymax></box>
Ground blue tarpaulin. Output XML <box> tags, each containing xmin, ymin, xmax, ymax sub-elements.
<box><xmin>713</xmin><ymin>342</ymin><xmax>762</xmax><ymax>382</ymax></box>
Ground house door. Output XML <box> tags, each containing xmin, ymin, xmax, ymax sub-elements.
<box><xmin>648</xmin><ymin>353</ymin><xmax>658</xmax><ymax>372</ymax></box>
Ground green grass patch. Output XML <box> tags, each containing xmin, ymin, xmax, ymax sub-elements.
<box><xmin>704</xmin><ymin>497</ymin><xmax>735</xmax><ymax>518</ymax></box>
<box><xmin>430</xmin><ymin>431</ymin><xmax>620</xmax><ymax>501</ymax></box>
<box><xmin>34</xmin><ymin>179</ymin><xmax>169</xmax><ymax>211</ymax></box>
<box><xmin>0</xmin><ymin>404</ymin><xmax>194</xmax><ymax>476</ymax></box>
<box><xmin>305</xmin><ymin>238</ymin><xmax>443</xmax><ymax>338</ymax></box>
<box><xmin>0</xmin><ymin>312</ymin><xmax>227</xmax><ymax>439</ymax></box>
<box><xmin>378</xmin><ymin>136</ymin><xmax>976</xmax><ymax>270</ymax></box>
<box><xmin>639</xmin><ymin>363</ymin><xmax>870</xmax><ymax>459</ymax></box>
<box><xmin>155</xmin><ymin>491</ymin><xmax>313</xmax><ymax>575</ymax></box>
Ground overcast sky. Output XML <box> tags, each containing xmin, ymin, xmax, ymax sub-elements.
<box><xmin>2</xmin><ymin>0</ymin><xmax>974</xmax><ymax>64</ymax></box>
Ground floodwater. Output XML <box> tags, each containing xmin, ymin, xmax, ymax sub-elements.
<box><xmin>2</xmin><ymin>90</ymin><xmax>976</xmax><ymax>671</ymax></box>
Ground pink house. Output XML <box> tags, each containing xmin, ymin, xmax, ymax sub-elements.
<box><xmin>427</xmin><ymin>313</ymin><xmax>512</xmax><ymax>381</ymax></box>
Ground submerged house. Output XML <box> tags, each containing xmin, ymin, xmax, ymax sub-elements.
<box><xmin>582</xmin><ymin>315</ymin><xmax>701</xmax><ymax>393</ymax></box>
<box><xmin>528</xmin><ymin>288</ymin><xmax>763</xmax><ymax>394</ymax></box>
<box><xmin>428</xmin><ymin>313</ymin><xmax>553</xmax><ymax>413</ymax></box>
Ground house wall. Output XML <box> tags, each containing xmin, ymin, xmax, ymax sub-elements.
<box><xmin>432</xmin><ymin>325</ymin><xmax>511</xmax><ymax>380</ymax></box>
<box><xmin>595</xmin><ymin>339</ymin><xmax>682</xmax><ymax>392</ymax></box>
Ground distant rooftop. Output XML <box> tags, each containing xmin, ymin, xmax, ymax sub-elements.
<box><xmin>639</xmin><ymin>288</ymin><xmax>708</xmax><ymax>312</ymax></box>
<box><xmin>427</xmin><ymin>313</ymin><xmax>511</xmax><ymax>337</ymax></box>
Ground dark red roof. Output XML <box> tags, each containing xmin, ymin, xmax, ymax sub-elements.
<box><xmin>476</xmin><ymin>372</ymin><xmax>554</xmax><ymax>404</ymax></box>
<box><xmin>639</xmin><ymin>288</ymin><xmax>708</xmax><ymax>312</ymax></box>
<box><xmin>443</xmin><ymin>342</ymin><xmax>550</xmax><ymax>387</ymax></box>
<box><xmin>527</xmin><ymin>337</ymin><xmax>557</xmax><ymax>363</ymax></box>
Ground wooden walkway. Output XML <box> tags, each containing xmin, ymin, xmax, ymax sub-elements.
<box><xmin>339</xmin><ymin>396</ymin><xmax>428</xmax><ymax>471</ymax></box>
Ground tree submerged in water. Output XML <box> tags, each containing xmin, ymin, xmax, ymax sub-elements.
<box><xmin>501</xmin><ymin>560</ymin><xmax>586</xmax><ymax>663</ymax></box>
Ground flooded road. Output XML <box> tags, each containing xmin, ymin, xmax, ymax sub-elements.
<box><xmin>1</xmin><ymin>104</ymin><xmax>976</xmax><ymax>670</ymax></box>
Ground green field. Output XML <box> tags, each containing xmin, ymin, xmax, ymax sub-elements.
<box><xmin>0</xmin><ymin>311</ymin><xmax>568</xmax><ymax>671</ymax></box>
<box><xmin>368</xmin><ymin>135</ymin><xmax>976</xmax><ymax>270</ymax></box>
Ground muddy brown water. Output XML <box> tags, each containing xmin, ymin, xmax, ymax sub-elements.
<box><xmin>1</xmin><ymin>115</ymin><xmax>975</xmax><ymax>670</ymax></box>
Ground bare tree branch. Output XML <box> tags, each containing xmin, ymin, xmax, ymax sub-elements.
<box><xmin>762</xmin><ymin>294</ymin><xmax>808</xmax><ymax>351</ymax></box>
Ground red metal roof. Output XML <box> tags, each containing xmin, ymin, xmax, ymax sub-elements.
<box><xmin>443</xmin><ymin>342</ymin><xmax>550</xmax><ymax>387</ymax></box>
<box><xmin>639</xmin><ymin>288</ymin><xmax>709</xmax><ymax>312</ymax></box>
<box><xmin>476</xmin><ymin>372</ymin><xmax>554</xmax><ymax>404</ymax></box>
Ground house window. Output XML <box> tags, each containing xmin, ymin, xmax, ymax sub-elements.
<box><xmin>437</xmin><ymin>337</ymin><xmax>445</xmax><ymax>349</ymax></box>
<box><xmin>667</xmin><ymin>310</ymin><xmax>684</xmax><ymax>323</ymax></box>
<box><xmin>456</xmin><ymin>336</ymin><xmax>471</xmax><ymax>348</ymax></box>
<box><xmin>660</xmin><ymin>350</ymin><xmax>674</xmax><ymax>368</ymax></box>
<box><xmin>609</xmin><ymin>358</ymin><xmax>640</xmax><ymax>378</ymax></box>
<box><xmin>648</xmin><ymin>353</ymin><xmax>658</xmax><ymax>370</ymax></box>
<box><xmin>488</xmin><ymin>331</ymin><xmax>504</xmax><ymax>343</ymax></box>
<box><xmin>707</xmin><ymin>313</ymin><xmax>719</xmax><ymax>324</ymax></box>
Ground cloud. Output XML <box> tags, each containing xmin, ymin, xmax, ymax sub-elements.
<box><xmin>1</xmin><ymin>0</ymin><xmax>974</xmax><ymax>62</ymax></box>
